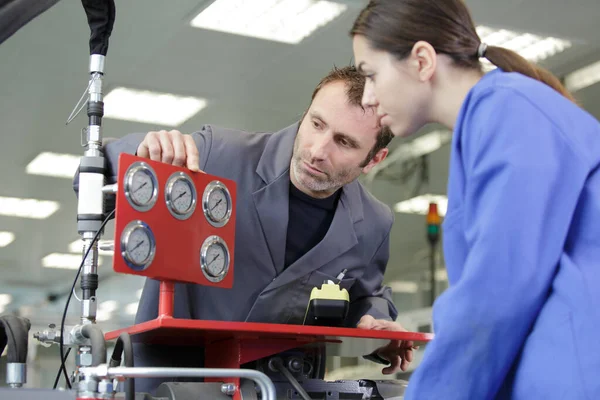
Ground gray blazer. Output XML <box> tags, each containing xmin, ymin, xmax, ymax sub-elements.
<box><xmin>98</xmin><ymin>122</ymin><xmax>398</xmax><ymax>327</ymax></box>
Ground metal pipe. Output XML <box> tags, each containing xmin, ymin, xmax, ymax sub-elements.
<box><xmin>79</xmin><ymin>366</ymin><xmax>276</xmax><ymax>400</ymax></box>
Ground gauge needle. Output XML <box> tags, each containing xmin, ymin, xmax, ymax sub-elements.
<box><xmin>210</xmin><ymin>199</ymin><xmax>222</xmax><ymax>211</ymax></box>
<box><xmin>133</xmin><ymin>182</ymin><xmax>147</xmax><ymax>193</ymax></box>
<box><xmin>130</xmin><ymin>240</ymin><xmax>145</xmax><ymax>252</ymax></box>
<box><xmin>208</xmin><ymin>254</ymin><xmax>220</xmax><ymax>265</ymax></box>
<box><xmin>175</xmin><ymin>191</ymin><xmax>187</xmax><ymax>201</ymax></box>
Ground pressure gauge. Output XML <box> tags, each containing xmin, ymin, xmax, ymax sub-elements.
<box><xmin>124</xmin><ymin>162</ymin><xmax>158</xmax><ymax>212</ymax></box>
<box><xmin>120</xmin><ymin>220</ymin><xmax>156</xmax><ymax>271</ymax></box>
<box><xmin>200</xmin><ymin>235</ymin><xmax>230</xmax><ymax>283</ymax></box>
<box><xmin>165</xmin><ymin>172</ymin><xmax>197</xmax><ymax>220</ymax></box>
<box><xmin>202</xmin><ymin>181</ymin><xmax>232</xmax><ymax>228</ymax></box>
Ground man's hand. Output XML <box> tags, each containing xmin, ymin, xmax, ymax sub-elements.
<box><xmin>357</xmin><ymin>315</ymin><xmax>419</xmax><ymax>374</ymax></box>
<box><xmin>136</xmin><ymin>130</ymin><xmax>202</xmax><ymax>172</ymax></box>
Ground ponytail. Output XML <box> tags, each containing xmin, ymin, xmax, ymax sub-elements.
<box><xmin>484</xmin><ymin>45</ymin><xmax>576</xmax><ymax>103</ymax></box>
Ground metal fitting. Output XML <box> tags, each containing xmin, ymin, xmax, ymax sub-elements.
<box><xmin>221</xmin><ymin>383</ymin><xmax>237</xmax><ymax>396</ymax></box>
<box><xmin>78</xmin><ymin>377</ymin><xmax>98</xmax><ymax>395</ymax></box>
<box><xmin>98</xmin><ymin>379</ymin><xmax>114</xmax><ymax>398</ymax></box>
<box><xmin>33</xmin><ymin>324</ymin><xmax>60</xmax><ymax>344</ymax></box>
<box><xmin>6</xmin><ymin>363</ymin><xmax>26</xmax><ymax>387</ymax></box>
<box><xmin>77</xmin><ymin>347</ymin><xmax>93</xmax><ymax>368</ymax></box>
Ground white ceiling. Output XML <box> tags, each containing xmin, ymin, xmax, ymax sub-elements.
<box><xmin>0</xmin><ymin>0</ymin><xmax>598</xmax><ymax>325</ymax></box>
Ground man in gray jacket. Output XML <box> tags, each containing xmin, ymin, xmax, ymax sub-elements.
<box><xmin>96</xmin><ymin>66</ymin><xmax>412</xmax><ymax>393</ymax></box>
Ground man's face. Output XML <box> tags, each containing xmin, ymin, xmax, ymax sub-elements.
<box><xmin>290</xmin><ymin>80</ymin><xmax>388</xmax><ymax>198</ymax></box>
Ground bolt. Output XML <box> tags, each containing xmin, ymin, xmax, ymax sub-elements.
<box><xmin>221</xmin><ymin>383</ymin><xmax>237</xmax><ymax>396</ymax></box>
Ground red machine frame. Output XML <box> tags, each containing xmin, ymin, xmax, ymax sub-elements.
<box><xmin>106</xmin><ymin>155</ymin><xmax>434</xmax><ymax>400</ymax></box>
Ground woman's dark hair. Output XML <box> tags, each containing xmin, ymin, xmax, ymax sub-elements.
<box><xmin>350</xmin><ymin>0</ymin><xmax>575</xmax><ymax>102</ymax></box>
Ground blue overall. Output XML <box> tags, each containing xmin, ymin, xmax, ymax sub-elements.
<box><xmin>405</xmin><ymin>69</ymin><xmax>600</xmax><ymax>399</ymax></box>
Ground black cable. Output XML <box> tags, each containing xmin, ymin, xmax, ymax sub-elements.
<box><xmin>52</xmin><ymin>347</ymin><xmax>72</xmax><ymax>390</ymax></box>
<box><xmin>55</xmin><ymin>209</ymin><xmax>115</xmax><ymax>390</ymax></box>
<box><xmin>109</xmin><ymin>332</ymin><xmax>134</xmax><ymax>400</ymax></box>
<box><xmin>271</xmin><ymin>358</ymin><xmax>312</xmax><ymax>400</ymax></box>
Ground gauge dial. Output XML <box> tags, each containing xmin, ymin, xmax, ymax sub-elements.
<box><xmin>200</xmin><ymin>236</ymin><xmax>230</xmax><ymax>282</ymax></box>
<box><xmin>202</xmin><ymin>181</ymin><xmax>232</xmax><ymax>228</ymax></box>
<box><xmin>124</xmin><ymin>162</ymin><xmax>158</xmax><ymax>212</ymax></box>
<box><xmin>120</xmin><ymin>221</ymin><xmax>156</xmax><ymax>271</ymax></box>
<box><xmin>165</xmin><ymin>172</ymin><xmax>197</xmax><ymax>220</ymax></box>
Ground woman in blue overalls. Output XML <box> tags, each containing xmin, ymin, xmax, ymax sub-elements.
<box><xmin>351</xmin><ymin>0</ymin><xmax>600</xmax><ymax>398</ymax></box>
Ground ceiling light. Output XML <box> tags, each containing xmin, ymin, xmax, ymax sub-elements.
<box><xmin>68</xmin><ymin>239</ymin><xmax>114</xmax><ymax>256</ymax></box>
<box><xmin>26</xmin><ymin>152</ymin><xmax>80</xmax><ymax>179</ymax></box>
<box><xmin>476</xmin><ymin>25</ymin><xmax>571</xmax><ymax>66</ymax></box>
<box><xmin>564</xmin><ymin>59</ymin><xmax>600</xmax><ymax>92</ymax></box>
<box><xmin>104</xmin><ymin>87</ymin><xmax>207</xmax><ymax>126</ymax></box>
<box><xmin>96</xmin><ymin>309</ymin><xmax>112</xmax><ymax>322</ymax></box>
<box><xmin>0</xmin><ymin>196</ymin><xmax>60</xmax><ymax>219</ymax></box>
<box><xmin>365</xmin><ymin>130</ymin><xmax>452</xmax><ymax>182</ymax></box>
<box><xmin>42</xmin><ymin>253</ymin><xmax>104</xmax><ymax>270</ymax></box>
<box><xmin>0</xmin><ymin>232</ymin><xmax>15</xmax><ymax>247</ymax></box>
<box><xmin>435</xmin><ymin>269</ymin><xmax>448</xmax><ymax>281</ymax></box>
<box><xmin>190</xmin><ymin>0</ymin><xmax>347</xmax><ymax>44</ymax></box>
<box><xmin>0</xmin><ymin>294</ymin><xmax>12</xmax><ymax>306</ymax></box>
<box><xmin>99</xmin><ymin>300</ymin><xmax>118</xmax><ymax>312</ymax></box>
<box><xmin>408</xmin><ymin>130</ymin><xmax>452</xmax><ymax>158</ymax></box>
<box><xmin>387</xmin><ymin>281</ymin><xmax>419</xmax><ymax>294</ymax></box>
<box><xmin>125</xmin><ymin>302</ymin><xmax>139</xmax><ymax>316</ymax></box>
<box><xmin>394</xmin><ymin>194</ymin><xmax>448</xmax><ymax>217</ymax></box>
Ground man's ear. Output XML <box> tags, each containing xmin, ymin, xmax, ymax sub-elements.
<box><xmin>362</xmin><ymin>147</ymin><xmax>389</xmax><ymax>174</ymax></box>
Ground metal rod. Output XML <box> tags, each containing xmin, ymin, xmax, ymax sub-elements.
<box><xmin>79</xmin><ymin>366</ymin><xmax>277</xmax><ymax>400</ymax></box>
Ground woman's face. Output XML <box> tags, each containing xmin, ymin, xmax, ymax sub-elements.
<box><xmin>353</xmin><ymin>34</ymin><xmax>430</xmax><ymax>137</ymax></box>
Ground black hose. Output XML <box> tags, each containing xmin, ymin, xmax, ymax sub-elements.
<box><xmin>81</xmin><ymin>324</ymin><xmax>107</xmax><ymax>366</ymax></box>
<box><xmin>109</xmin><ymin>332</ymin><xmax>134</xmax><ymax>400</ymax></box>
<box><xmin>270</xmin><ymin>358</ymin><xmax>312</xmax><ymax>400</ymax></box>
<box><xmin>0</xmin><ymin>315</ymin><xmax>31</xmax><ymax>363</ymax></box>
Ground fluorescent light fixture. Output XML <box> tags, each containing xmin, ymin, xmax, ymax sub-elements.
<box><xmin>394</xmin><ymin>194</ymin><xmax>448</xmax><ymax>217</ymax></box>
<box><xmin>366</xmin><ymin>130</ymin><xmax>452</xmax><ymax>182</ymax></box>
<box><xmin>96</xmin><ymin>309</ymin><xmax>112</xmax><ymax>322</ymax></box>
<box><xmin>104</xmin><ymin>87</ymin><xmax>207</xmax><ymax>126</ymax></box>
<box><xmin>564</xmin><ymin>59</ymin><xmax>600</xmax><ymax>92</ymax></box>
<box><xmin>190</xmin><ymin>0</ymin><xmax>347</xmax><ymax>44</ymax></box>
<box><xmin>435</xmin><ymin>269</ymin><xmax>448</xmax><ymax>281</ymax></box>
<box><xmin>0</xmin><ymin>306</ymin><xmax>4</xmax><ymax>316</ymax></box>
<box><xmin>408</xmin><ymin>130</ymin><xmax>452</xmax><ymax>159</ymax></box>
<box><xmin>42</xmin><ymin>253</ymin><xmax>104</xmax><ymax>270</ymax></box>
<box><xmin>0</xmin><ymin>294</ymin><xmax>12</xmax><ymax>306</ymax></box>
<box><xmin>68</xmin><ymin>239</ymin><xmax>114</xmax><ymax>256</ymax></box>
<box><xmin>125</xmin><ymin>302</ymin><xmax>139</xmax><ymax>316</ymax></box>
<box><xmin>0</xmin><ymin>196</ymin><xmax>60</xmax><ymax>219</ymax></box>
<box><xmin>99</xmin><ymin>300</ymin><xmax>118</xmax><ymax>313</ymax></box>
<box><xmin>0</xmin><ymin>232</ymin><xmax>15</xmax><ymax>247</ymax></box>
<box><xmin>26</xmin><ymin>152</ymin><xmax>80</xmax><ymax>179</ymax></box>
<box><xmin>387</xmin><ymin>281</ymin><xmax>419</xmax><ymax>294</ymax></box>
<box><xmin>477</xmin><ymin>25</ymin><xmax>571</xmax><ymax>65</ymax></box>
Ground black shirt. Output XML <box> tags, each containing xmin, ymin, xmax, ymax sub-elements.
<box><xmin>284</xmin><ymin>182</ymin><xmax>341</xmax><ymax>269</ymax></box>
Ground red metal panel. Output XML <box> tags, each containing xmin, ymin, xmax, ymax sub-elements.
<box><xmin>113</xmin><ymin>153</ymin><xmax>237</xmax><ymax>288</ymax></box>
<box><xmin>106</xmin><ymin>318</ymin><xmax>433</xmax><ymax>345</ymax></box>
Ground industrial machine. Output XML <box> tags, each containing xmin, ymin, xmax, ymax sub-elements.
<box><xmin>0</xmin><ymin>2</ymin><xmax>432</xmax><ymax>399</ymax></box>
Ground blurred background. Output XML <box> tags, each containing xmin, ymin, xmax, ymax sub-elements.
<box><xmin>0</xmin><ymin>0</ymin><xmax>599</xmax><ymax>388</ymax></box>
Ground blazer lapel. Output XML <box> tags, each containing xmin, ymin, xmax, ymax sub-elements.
<box><xmin>250</xmin><ymin>122</ymin><xmax>299</xmax><ymax>273</ymax></box>
<box><xmin>262</xmin><ymin>181</ymin><xmax>364</xmax><ymax>292</ymax></box>
<box><xmin>252</xmin><ymin>173</ymin><xmax>290</xmax><ymax>273</ymax></box>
